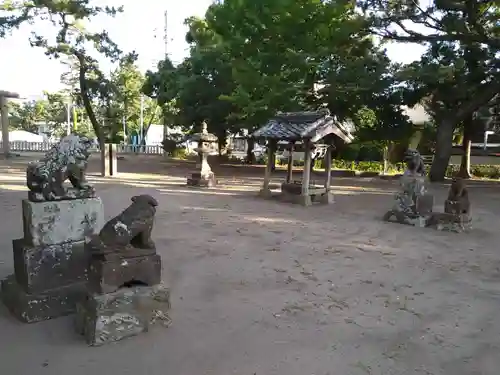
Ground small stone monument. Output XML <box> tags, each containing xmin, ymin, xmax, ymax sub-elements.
<box><xmin>383</xmin><ymin>149</ymin><xmax>434</xmax><ymax>227</ymax></box>
<box><xmin>1</xmin><ymin>134</ymin><xmax>104</xmax><ymax>323</ymax></box>
<box><xmin>187</xmin><ymin>121</ymin><xmax>218</xmax><ymax>187</ymax></box>
<box><xmin>426</xmin><ymin>177</ymin><xmax>472</xmax><ymax>232</ymax></box>
<box><xmin>75</xmin><ymin>194</ymin><xmax>171</xmax><ymax>346</ymax></box>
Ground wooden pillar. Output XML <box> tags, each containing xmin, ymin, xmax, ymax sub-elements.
<box><xmin>324</xmin><ymin>145</ymin><xmax>332</xmax><ymax>190</ymax></box>
<box><xmin>286</xmin><ymin>142</ymin><xmax>294</xmax><ymax>183</ymax></box>
<box><xmin>0</xmin><ymin>96</ymin><xmax>10</xmax><ymax>158</ymax></box>
<box><xmin>301</xmin><ymin>139</ymin><xmax>312</xmax><ymax>205</ymax></box>
<box><xmin>320</xmin><ymin>145</ymin><xmax>334</xmax><ymax>204</ymax></box>
<box><xmin>259</xmin><ymin>139</ymin><xmax>274</xmax><ymax>197</ymax></box>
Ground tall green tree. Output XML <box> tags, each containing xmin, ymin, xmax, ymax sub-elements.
<box><xmin>207</xmin><ymin>0</ymin><xmax>411</xmax><ymax>159</ymax></box>
<box><xmin>8</xmin><ymin>93</ymin><xmax>72</xmax><ymax>137</ymax></box>
<box><xmin>359</xmin><ymin>0</ymin><xmax>500</xmax><ymax>180</ymax></box>
<box><xmin>144</xmin><ymin>16</ymin><xmax>237</xmax><ymax>153</ymax></box>
<box><xmin>8</xmin><ymin>100</ymin><xmax>47</xmax><ymax>133</ymax></box>
<box><xmin>1</xmin><ymin>0</ymin><xmax>124</xmax><ymax>171</ymax></box>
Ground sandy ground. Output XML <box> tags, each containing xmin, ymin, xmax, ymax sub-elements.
<box><xmin>0</xmin><ymin>155</ymin><xmax>499</xmax><ymax>375</ymax></box>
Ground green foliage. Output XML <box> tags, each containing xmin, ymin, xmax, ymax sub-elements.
<box><xmin>359</xmin><ymin>0</ymin><xmax>500</xmax><ymax>180</ymax></box>
<box><xmin>1</xmin><ymin>0</ymin><xmax>125</xmax><ymax>145</ymax></box>
<box><xmin>207</xmin><ymin>0</ymin><xmax>409</xmax><ymax>134</ymax></box>
<box><xmin>143</xmin><ymin>14</ymin><xmax>238</xmax><ymax>146</ymax></box>
<box><xmin>143</xmin><ymin>0</ymin><xmax>413</xmax><ymax>158</ymax></box>
<box><xmin>8</xmin><ymin>100</ymin><xmax>49</xmax><ymax>133</ymax></box>
<box><xmin>244</xmin><ymin>156</ymin><xmax>500</xmax><ymax>180</ymax></box>
<box><xmin>105</xmin><ymin>53</ymin><xmax>162</xmax><ymax>142</ymax></box>
<box><xmin>161</xmin><ymin>134</ymin><xmax>185</xmax><ymax>157</ymax></box>
<box><xmin>445</xmin><ymin>164</ymin><xmax>500</xmax><ymax>179</ymax></box>
<box><xmin>7</xmin><ymin>91</ymin><xmax>96</xmax><ymax>138</ymax></box>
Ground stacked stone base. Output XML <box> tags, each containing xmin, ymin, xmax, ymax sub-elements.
<box><xmin>187</xmin><ymin>171</ymin><xmax>217</xmax><ymax>187</ymax></box>
<box><xmin>383</xmin><ymin>210</ymin><xmax>430</xmax><ymax>227</ymax></box>
<box><xmin>75</xmin><ymin>283</ymin><xmax>171</xmax><ymax>346</ymax></box>
<box><xmin>76</xmin><ymin>247</ymin><xmax>170</xmax><ymax>346</ymax></box>
<box><xmin>384</xmin><ymin>202</ymin><xmax>472</xmax><ymax>233</ymax></box>
<box><xmin>426</xmin><ymin>212</ymin><xmax>472</xmax><ymax>233</ymax></box>
<box><xmin>1</xmin><ymin>198</ymin><xmax>104</xmax><ymax>323</ymax></box>
<box><xmin>2</xmin><ymin>275</ymin><xmax>86</xmax><ymax>323</ymax></box>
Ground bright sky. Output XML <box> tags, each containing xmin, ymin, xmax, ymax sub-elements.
<box><xmin>0</xmin><ymin>0</ymin><xmax>426</xmax><ymax>99</ymax></box>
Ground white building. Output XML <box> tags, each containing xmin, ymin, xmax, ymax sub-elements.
<box><xmin>0</xmin><ymin>130</ymin><xmax>45</xmax><ymax>142</ymax></box>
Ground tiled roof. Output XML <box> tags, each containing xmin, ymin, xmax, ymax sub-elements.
<box><xmin>252</xmin><ymin>109</ymin><xmax>354</xmax><ymax>143</ymax></box>
<box><xmin>0</xmin><ymin>90</ymin><xmax>19</xmax><ymax>98</ymax></box>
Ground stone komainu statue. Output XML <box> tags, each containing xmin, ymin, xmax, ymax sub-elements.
<box><xmin>90</xmin><ymin>194</ymin><xmax>159</xmax><ymax>255</ymax></box>
<box><xmin>403</xmin><ymin>148</ymin><xmax>425</xmax><ymax>175</ymax></box>
<box><xmin>445</xmin><ymin>177</ymin><xmax>470</xmax><ymax>215</ymax></box>
<box><xmin>26</xmin><ymin>134</ymin><xmax>94</xmax><ymax>202</ymax></box>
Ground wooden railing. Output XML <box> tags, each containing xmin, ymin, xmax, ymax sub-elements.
<box><xmin>1</xmin><ymin>141</ymin><xmax>163</xmax><ymax>155</ymax></box>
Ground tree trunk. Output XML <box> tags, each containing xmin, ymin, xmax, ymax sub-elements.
<box><xmin>143</xmin><ymin>107</ymin><xmax>156</xmax><ymax>139</ymax></box>
<box><xmin>428</xmin><ymin>78</ymin><xmax>500</xmax><ymax>182</ymax></box>
<box><xmin>246</xmin><ymin>138</ymin><xmax>256</xmax><ymax>164</ymax></box>
<box><xmin>77</xmin><ymin>55</ymin><xmax>105</xmax><ymax>175</ymax></box>
<box><xmin>458</xmin><ymin>117</ymin><xmax>473</xmax><ymax>179</ymax></box>
<box><xmin>429</xmin><ymin>118</ymin><xmax>455</xmax><ymax>181</ymax></box>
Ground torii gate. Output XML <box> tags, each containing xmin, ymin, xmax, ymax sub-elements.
<box><xmin>0</xmin><ymin>90</ymin><xmax>20</xmax><ymax>158</ymax></box>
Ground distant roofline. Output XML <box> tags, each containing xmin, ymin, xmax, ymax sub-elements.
<box><xmin>0</xmin><ymin>90</ymin><xmax>20</xmax><ymax>99</ymax></box>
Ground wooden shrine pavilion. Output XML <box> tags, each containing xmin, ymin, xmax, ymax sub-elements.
<box><xmin>251</xmin><ymin>109</ymin><xmax>354</xmax><ymax>206</ymax></box>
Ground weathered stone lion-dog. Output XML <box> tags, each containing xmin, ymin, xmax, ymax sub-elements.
<box><xmin>89</xmin><ymin>194</ymin><xmax>159</xmax><ymax>256</ymax></box>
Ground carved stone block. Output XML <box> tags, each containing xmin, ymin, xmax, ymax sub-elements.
<box><xmin>75</xmin><ymin>283</ymin><xmax>171</xmax><ymax>346</ymax></box>
<box><xmin>1</xmin><ymin>275</ymin><xmax>86</xmax><ymax>323</ymax></box>
<box><xmin>445</xmin><ymin>199</ymin><xmax>470</xmax><ymax>215</ymax></box>
<box><xmin>87</xmin><ymin>254</ymin><xmax>162</xmax><ymax>294</ymax></box>
<box><xmin>426</xmin><ymin>212</ymin><xmax>472</xmax><ymax>233</ymax></box>
<box><xmin>22</xmin><ymin>198</ymin><xmax>104</xmax><ymax>247</ymax></box>
<box><xmin>416</xmin><ymin>194</ymin><xmax>434</xmax><ymax>216</ymax></box>
<box><xmin>13</xmin><ymin>239</ymin><xmax>88</xmax><ymax>294</ymax></box>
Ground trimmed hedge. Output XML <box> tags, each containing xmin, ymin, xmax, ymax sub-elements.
<box><xmin>445</xmin><ymin>164</ymin><xmax>500</xmax><ymax>179</ymax></box>
<box><xmin>259</xmin><ymin>155</ymin><xmax>500</xmax><ymax>179</ymax></box>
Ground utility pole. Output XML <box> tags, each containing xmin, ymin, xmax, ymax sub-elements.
<box><xmin>163</xmin><ymin>10</ymin><xmax>170</xmax><ymax>155</ymax></box>
<box><xmin>164</xmin><ymin>10</ymin><xmax>168</xmax><ymax>59</ymax></box>
<box><xmin>164</xmin><ymin>9</ymin><xmax>169</xmax><ymax>137</ymax></box>
<box><xmin>122</xmin><ymin>114</ymin><xmax>126</xmax><ymax>143</ymax></box>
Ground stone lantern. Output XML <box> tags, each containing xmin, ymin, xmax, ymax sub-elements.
<box><xmin>187</xmin><ymin>122</ymin><xmax>218</xmax><ymax>187</ymax></box>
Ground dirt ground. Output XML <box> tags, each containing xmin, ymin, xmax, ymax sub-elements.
<box><xmin>0</xmin><ymin>155</ymin><xmax>500</xmax><ymax>375</ymax></box>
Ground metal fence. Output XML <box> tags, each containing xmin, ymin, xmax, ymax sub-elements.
<box><xmin>2</xmin><ymin>141</ymin><xmax>163</xmax><ymax>155</ymax></box>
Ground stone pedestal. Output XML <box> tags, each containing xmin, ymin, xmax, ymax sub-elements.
<box><xmin>187</xmin><ymin>151</ymin><xmax>217</xmax><ymax>188</ymax></box>
<box><xmin>425</xmin><ymin>198</ymin><xmax>472</xmax><ymax>233</ymax></box>
<box><xmin>426</xmin><ymin>212</ymin><xmax>472</xmax><ymax>232</ymax></box>
<box><xmin>186</xmin><ymin>122</ymin><xmax>218</xmax><ymax>188</ymax></box>
<box><xmin>1</xmin><ymin>198</ymin><xmax>104</xmax><ymax>323</ymax></box>
<box><xmin>87</xmin><ymin>253</ymin><xmax>162</xmax><ymax>294</ymax></box>
<box><xmin>75</xmin><ymin>283</ymin><xmax>171</xmax><ymax>346</ymax></box>
<box><xmin>383</xmin><ymin>174</ymin><xmax>434</xmax><ymax>227</ymax></box>
<box><xmin>76</xmin><ymin>249</ymin><xmax>170</xmax><ymax>346</ymax></box>
<box><xmin>187</xmin><ymin>171</ymin><xmax>217</xmax><ymax>187</ymax></box>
